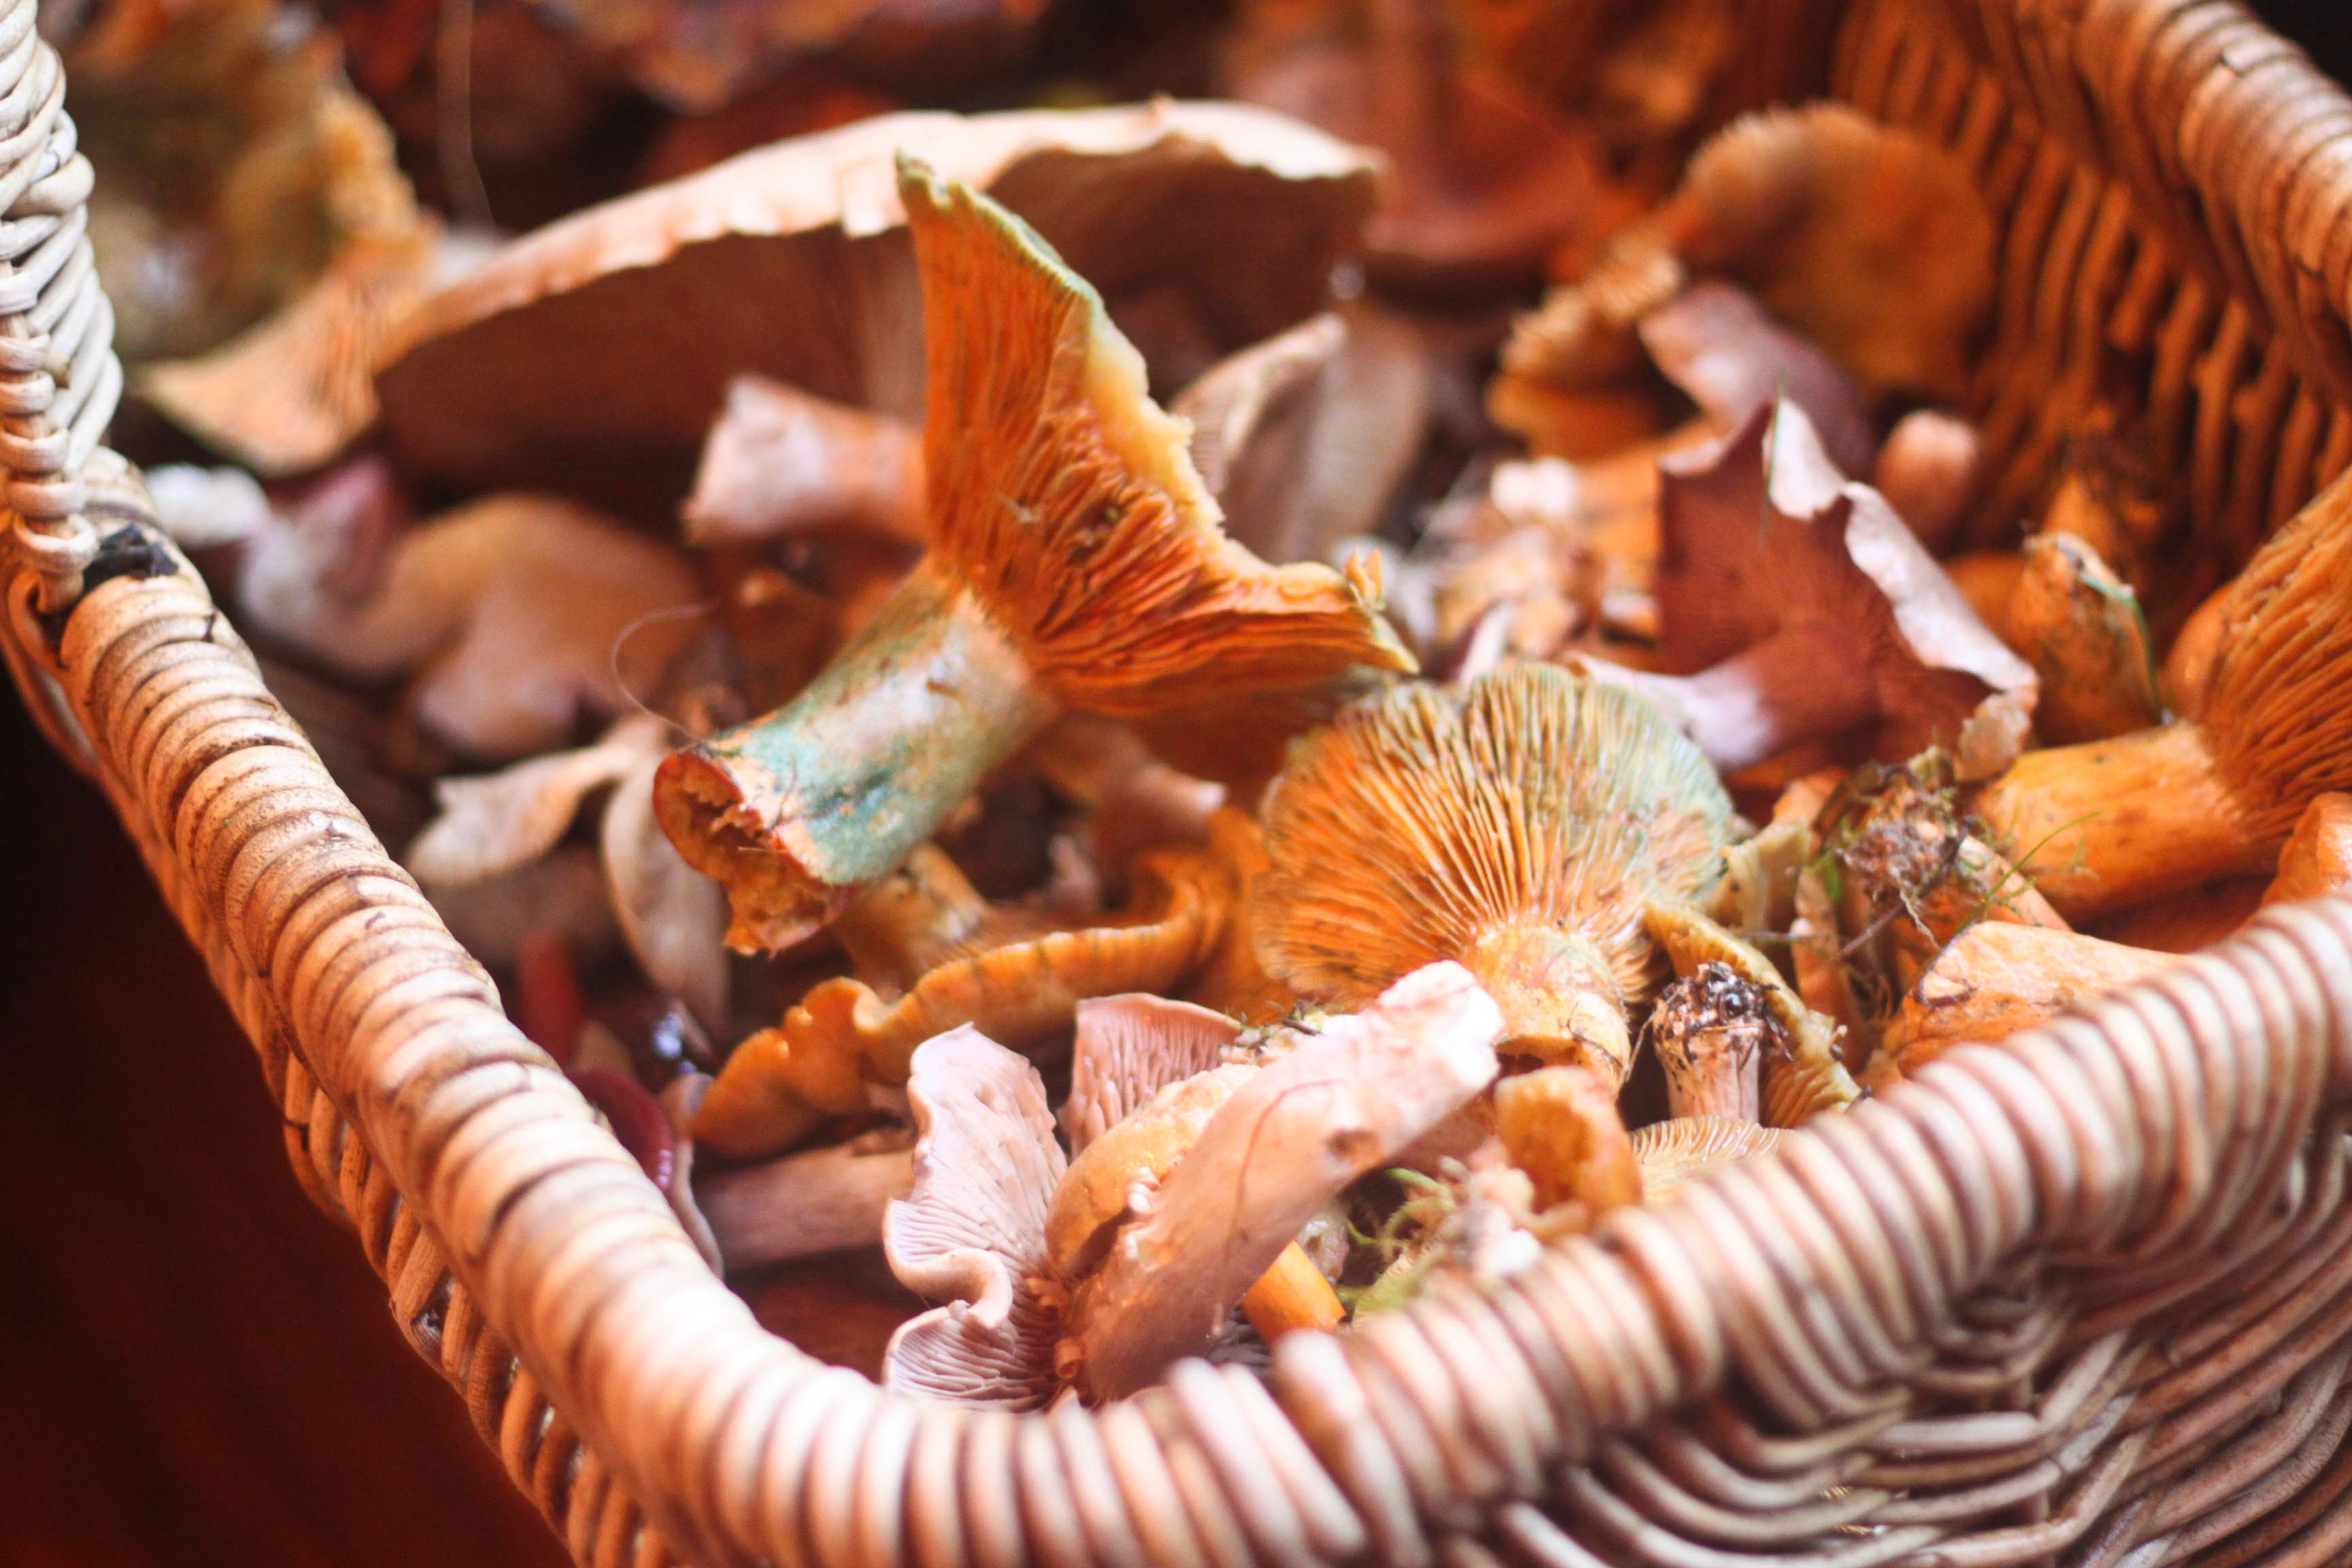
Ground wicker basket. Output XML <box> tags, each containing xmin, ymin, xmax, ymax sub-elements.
<box><xmin>13</xmin><ymin>0</ymin><xmax>2352</xmax><ymax>1563</ymax></box>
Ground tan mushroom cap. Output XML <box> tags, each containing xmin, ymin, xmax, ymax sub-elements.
<box><xmin>372</xmin><ymin>103</ymin><xmax>1379</xmax><ymax>513</ymax></box>
<box><xmin>1254</xmin><ymin>665</ymin><xmax>1734</xmax><ymax>1087</ymax></box>
<box><xmin>881</xmin><ymin>1027</ymin><xmax>1066</xmax><ymax>1409</ymax></box>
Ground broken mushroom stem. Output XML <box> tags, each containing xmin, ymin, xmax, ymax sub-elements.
<box><xmin>1647</xmin><ymin>962</ymin><xmax>1769</xmax><ymax>1122</ymax></box>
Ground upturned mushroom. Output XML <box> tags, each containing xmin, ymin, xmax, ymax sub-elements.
<box><xmin>374</xmin><ymin>103</ymin><xmax>1378</xmax><ymax>512</ymax></box>
<box><xmin>1631</xmin><ymin>1117</ymin><xmax>1782</xmax><ymax>1200</ymax></box>
<box><xmin>879</xmin><ymin>962</ymin><xmax>1500</xmax><ymax>1405</ymax></box>
<box><xmin>1573</xmin><ymin>399</ymin><xmax>2036</xmax><ymax>779</ymax></box>
<box><xmin>655</xmin><ymin>163</ymin><xmax>1411</xmax><ymax>953</ymax></box>
<box><xmin>1974</xmin><ymin>468</ymin><xmax>2352</xmax><ymax>919</ymax></box>
<box><xmin>690</xmin><ymin>830</ymin><xmax>1247</xmax><ymax>1159</ymax></box>
<box><xmin>1254</xmin><ymin>664</ymin><xmax>1734</xmax><ymax>1088</ymax></box>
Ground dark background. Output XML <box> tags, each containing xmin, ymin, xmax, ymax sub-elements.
<box><xmin>3</xmin><ymin>4</ymin><xmax>2347</xmax><ymax>1563</ymax></box>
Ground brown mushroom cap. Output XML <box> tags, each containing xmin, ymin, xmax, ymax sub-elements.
<box><xmin>1622</xmin><ymin>398</ymin><xmax>2034</xmax><ymax>778</ymax></box>
<box><xmin>1254</xmin><ymin>664</ymin><xmax>1733</xmax><ymax>1084</ymax></box>
<box><xmin>372</xmin><ymin>103</ymin><xmax>1379</xmax><ymax>516</ymax></box>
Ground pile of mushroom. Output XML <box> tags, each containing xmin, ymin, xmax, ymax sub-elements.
<box><xmin>125</xmin><ymin>0</ymin><xmax>2352</xmax><ymax>1400</ymax></box>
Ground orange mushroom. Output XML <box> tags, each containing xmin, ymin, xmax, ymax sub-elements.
<box><xmin>1255</xmin><ymin>664</ymin><xmax>1734</xmax><ymax>1088</ymax></box>
<box><xmin>655</xmin><ymin>164</ymin><xmax>1410</xmax><ymax>954</ymax></box>
<box><xmin>1880</xmin><ymin>921</ymin><xmax>2179</xmax><ymax>1073</ymax></box>
<box><xmin>1975</xmin><ymin>469</ymin><xmax>2352</xmax><ymax>919</ymax></box>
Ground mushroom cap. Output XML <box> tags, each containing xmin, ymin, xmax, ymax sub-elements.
<box><xmin>882</xmin><ymin>1026</ymin><xmax>1066</xmax><ymax>1409</ymax></box>
<box><xmin>372</xmin><ymin>103</ymin><xmax>1379</xmax><ymax>516</ymax></box>
<box><xmin>1629</xmin><ymin>1117</ymin><xmax>1782</xmax><ymax>1200</ymax></box>
<box><xmin>1254</xmin><ymin>665</ymin><xmax>1733</xmax><ymax>1066</ymax></box>
<box><xmin>142</xmin><ymin>223</ymin><xmax>445</xmax><ymax>476</ymax></box>
<box><xmin>2203</xmin><ymin>466</ymin><xmax>2352</xmax><ymax>841</ymax></box>
<box><xmin>1492</xmin><ymin>1064</ymin><xmax>1641</xmax><ymax>1215</ymax></box>
<box><xmin>1664</xmin><ymin>103</ymin><xmax>1996</xmax><ymax>399</ymax></box>
<box><xmin>899</xmin><ymin>159</ymin><xmax>1414</xmax><ymax>715</ymax></box>
<box><xmin>1654</xmin><ymin>399</ymin><xmax>2035</xmax><ymax>778</ymax></box>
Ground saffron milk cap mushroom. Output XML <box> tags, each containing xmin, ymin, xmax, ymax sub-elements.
<box><xmin>1255</xmin><ymin>665</ymin><xmax>1733</xmax><ymax>1088</ymax></box>
<box><xmin>1976</xmin><ymin>468</ymin><xmax>2352</xmax><ymax>919</ymax></box>
<box><xmin>655</xmin><ymin>162</ymin><xmax>1410</xmax><ymax>953</ymax></box>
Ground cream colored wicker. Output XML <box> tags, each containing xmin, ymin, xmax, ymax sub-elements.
<box><xmin>14</xmin><ymin>0</ymin><xmax>2352</xmax><ymax>1565</ymax></box>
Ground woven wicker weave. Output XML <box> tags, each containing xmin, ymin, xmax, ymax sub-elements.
<box><xmin>13</xmin><ymin>0</ymin><xmax>2352</xmax><ymax>1564</ymax></box>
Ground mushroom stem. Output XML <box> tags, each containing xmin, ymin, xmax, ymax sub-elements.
<box><xmin>656</xmin><ymin>561</ymin><xmax>1055</xmax><ymax>951</ymax></box>
<box><xmin>1973</xmin><ymin>723</ymin><xmax>2268</xmax><ymax>921</ymax></box>
<box><xmin>1493</xmin><ymin>1065</ymin><xmax>1642</xmax><ymax>1215</ymax></box>
<box><xmin>1583</xmin><ymin>623</ymin><xmax>1880</xmax><ymax>773</ymax></box>
<box><xmin>1648</xmin><ymin>963</ymin><xmax>1768</xmax><ymax>1121</ymax></box>
<box><xmin>1239</xmin><ymin>1243</ymin><xmax>1347</xmax><ymax>1342</ymax></box>
<box><xmin>696</xmin><ymin>1139</ymin><xmax>917</xmax><ymax>1271</ymax></box>
<box><xmin>1462</xmin><ymin>921</ymin><xmax>1633</xmax><ymax>1086</ymax></box>
<box><xmin>1882</xmin><ymin>921</ymin><xmax>2177</xmax><ymax>1072</ymax></box>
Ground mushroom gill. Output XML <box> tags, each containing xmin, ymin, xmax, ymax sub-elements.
<box><xmin>1254</xmin><ymin>664</ymin><xmax>1733</xmax><ymax>1088</ymax></box>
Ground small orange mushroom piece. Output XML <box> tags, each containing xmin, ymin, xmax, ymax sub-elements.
<box><xmin>1256</xmin><ymin>665</ymin><xmax>1735</xmax><ymax>1090</ymax></box>
<box><xmin>1975</xmin><ymin>468</ymin><xmax>2352</xmax><ymax>919</ymax></box>
<box><xmin>1575</xmin><ymin>399</ymin><xmax>2036</xmax><ymax>779</ymax></box>
<box><xmin>2266</xmin><ymin>794</ymin><xmax>2352</xmax><ymax>906</ymax></box>
<box><xmin>1493</xmin><ymin>1064</ymin><xmax>1642</xmax><ymax>1218</ymax></box>
<box><xmin>2007</xmin><ymin>533</ymin><xmax>2161</xmax><ymax>745</ymax></box>
<box><xmin>654</xmin><ymin>163</ymin><xmax>1411</xmax><ymax>953</ymax></box>
<box><xmin>1881</xmin><ymin>922</ymin><xmax>2178</xmax><ymax>1073</ymax></box>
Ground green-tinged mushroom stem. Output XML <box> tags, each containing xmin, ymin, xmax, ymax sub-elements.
<box><xmin>654</xmin><ymin>561</ymin><xmax>1053</xmax><ymax>951</ymax></box>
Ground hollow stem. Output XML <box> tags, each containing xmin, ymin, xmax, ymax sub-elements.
<box><xmin>1972</xmin><ymin>723</ymin><xmax>2268</xmax><ymax>921</ymax></box>
<box><xmin>655</xmin><ymin>560</ymin><xmax>1054</xmax><ymax>951</ymax></box>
